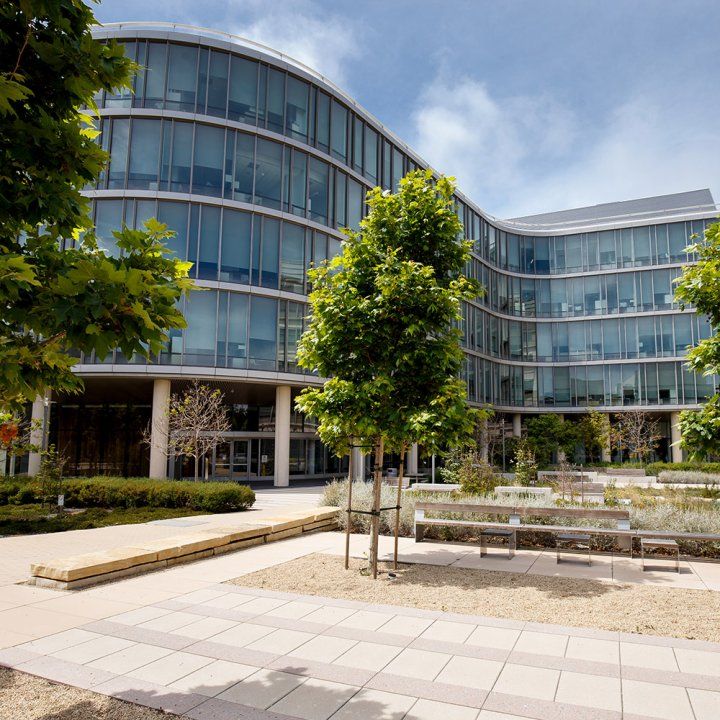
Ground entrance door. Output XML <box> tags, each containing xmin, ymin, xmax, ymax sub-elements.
<box><xmin>231</xmin><ymin>440</ymin><xmax>250</xmax><ymax>479</ymax></box>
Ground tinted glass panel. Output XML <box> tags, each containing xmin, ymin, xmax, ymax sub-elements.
<box><xmin>254</xmin><ymin>139</ymin><xmax>283</xmax><ymax>209</ymax></box>
<box><xmin>166</xmin><ymin>44</ymin><xmax>197</xmax><ymax>111</ymax></box>
<box><xmin>228</xmin><ymin>56</ymin><xmax>258</xmax><ymax>123</ymax></box>
<box><xmin>220</xmin><ymin>209</ymin><xmax>251</xmax><ymax>283</ymax></box>
<box><xmin>128</xmin><ymin>119</ymin><xmax>160</xmax><ymax>189</ymax></box>
<box><xmin>207</xmin><ymin>51</ymin><xmax>229</xmax><ymax>117</ymax></box>
<box><xmin>249</xmin><ymin>296</ymin><xmax>277</xmax><ymax>369</ymax></box>
<box><xmin>286</xmin><ymin>76</ymin><xmax>309</xmax><ymax>140</ymax></box>
<box><xmin>192</xmin><ymin>125</ymin><xmax>224</xmax><ymax>196</ymax></box>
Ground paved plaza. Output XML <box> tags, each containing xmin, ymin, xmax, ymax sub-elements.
<box><xmin>2</xmin><ymin>513</ymin><xmax>720</xmax><ymax>720</ymax></box>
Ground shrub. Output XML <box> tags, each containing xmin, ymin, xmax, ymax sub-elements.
<box><xmin>658</xmin><ymin>471</ymin><xmax>720</xmax><ymax>485</ymax></box>
<box><xmin>459</xmin><ymin>459</ymin><xmax>502</xmax><ymax>496</ymax></box>
<box><xmin>646</xmin><ymin>462</ymin><xmax>720</xmax><ymax>476</ymax></box>
<box><xmin>0</xmin><ymin>477</ymin><xmax>255</xmax><ymax>512</ymax></box>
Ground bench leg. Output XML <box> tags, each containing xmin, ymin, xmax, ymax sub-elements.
<box><xmin>480</xmin><ymin>534</ymin><xmax>486</xmax><ymax>558</ymax></box>
<box><xmin>641</xmin><ymin>543</ymin><xmax>645</xmax><ymax>571</ymax></box>
<box><xmin>509</xmin><ymin>531</ymin><xmax>516</xmax><ymax>559</ymax></box>
<box><xmin>587</xmin><ymin>544</ymin><xmax>591</xmax><ymax>566</ymax></box>
<box><xmin>675</xmin><ymin>551</ymin><xmax>679</xmax><ymax>573</ymax></box>
<box><xmin>415</xmin><ymin>525</ymin><xmax>424</xmax><ymax>543</ymax></box>
<box><xmin>556</xmin><ymin>540</ymin><xmax>561</xmax><ymax>564</ymax></box>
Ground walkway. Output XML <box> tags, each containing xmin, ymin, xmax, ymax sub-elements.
<box><xmin>0</xmin><ymin>487</ymin><xmax>323</xmax><ymax>586</ymax></box>
<box><xmin>2</xmin><ymin>530</ymin><xmax>720</xmax><ymax>719</ymax></box>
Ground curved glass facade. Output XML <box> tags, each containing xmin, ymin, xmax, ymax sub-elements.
<box><xmin>54</xmin><ymin>24</ymin><xmax>719</xmax><ymax>476</ymax></box>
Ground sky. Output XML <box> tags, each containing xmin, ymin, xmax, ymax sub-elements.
<box><xmin>95</xmin><ymin>0</ymin><xmax>720</xmax><ymax>219</ymax></box>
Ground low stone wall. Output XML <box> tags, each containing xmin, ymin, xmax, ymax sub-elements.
<box><xmin>29</xmin><ymin>507</ymin><xmax>339</xmax><ymax>590</ymax></box>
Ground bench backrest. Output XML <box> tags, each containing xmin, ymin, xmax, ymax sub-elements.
<box><xmin>414</xmin><ymin>502</ymin><xmax>630</xmax><ymax>529</ymax></box>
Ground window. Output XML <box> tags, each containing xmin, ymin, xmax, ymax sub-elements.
<box><xmin>334</xmin><ymin>171</ymin><xmax>346</xmax><ymax>227</ymax></box>
<box><xmin>674</xmin><ymin>314</ymin><xmax>692</xmax><ymax>355</ymax></box>
<box><xmin>170</xmin><ymin>122</ymin><xmax>193</xmax><ymax>193</ymax></box>
<box><xmin>392</xmin><ymin>147</ymin><xmax>404</xmax><ymax>190</ymax></box>
<box><xmin>229</xmin><ymin>56</ymin><xmax>258</xmax><ymax>124</ymax></box>
<box><xmin>653</xmin><ymin>269</ymin><xmax>672</xmax><ymax>309</ymax></box>
<box><xmin>347</xmin><ymin>178</ymin><xmax>363</xmax><ymax>230</ymax></box>
<box><xmin>281</xmin><ymin>224</ymin><xmax>305</xmax><ymax>292</ymax></box>
<box><xmin>364</xmin><ymin>125</ymin><xmax>378</xmax><ymax>183</ymax></box>
<box><xmin>192</xmin><ymin>125</ymin><xmax>225</xmax><ymax>196</ymax></box>
<box><xmin>143</xmin><ymin>42</ymin><xmax>167</xmax><ymax>107</ymax></box>
<box><xmin>128</xmin><ymin>119</ymin><xmax>160</xmax><ymax>190</ymax></box>
<box><xmin>308</xmin><ymin>157</ymin><xmax>329</xmax><ymax>224</ymax></box>
<box><xmin>618</xmin><ymin>273</ymin><xmax>635</xmax><ymax>312</ymax></box>
<box><xmin>266</xmin><ymin>68</ymin><xmax>285</xmax><ymax>133</ymax></box>
<box><xmin>254</xmin><ymin>139</ymin><xmax>283</xmax><ymax>210</ymax></box>
<box><xmin>330</xmin><ymin>100</ymin><xmax>347</xmax><ymax>162</ymax></box>
<box><xmin>316</xmin><ymin>91</ymin><xmax>330</xmax><ymax>152</ymax></box>
<box><xmin>166</xmin><ymin>44</ymin><xmax>197</xmax><ymax>111</ymax></box>
<box><xmin>290</xmin><ymin>150</ymin><xmax>307</xmax><ymax>216</ymax></box>
<box><xmin>668</xmin><ymin>222</ymin><xmax>688</xmax><ymax>262</ymax></box>
<box><xmin>285</xmin><ymin>76</ymin><xmax>309</xmax><ymax>140</ymax></box>
<box><xmin>106</xmin><ymin>42</ymin><xmax>136</xmax><ymax>107</ymax></box>
<box><xmin>353</xmin><ymin>116</ymin><xmax>363</xmax><ymax>174</ymax></box>
<box><xmin>259</xmin><ymin>217</ymin><xmax>279</xmax><ymax>288</ymax></box>
<box><xmin>107</xmin><ymin>119</ymin><xmax>129</xmax><ymax>189</ymax></box>
<box><xmin>197</xmin><ymin>205</ymin><xmax>220</xmax><ymax>279</ymax></box>
<box><xmin>183</xmin><ymin>291</ymin><xmax>217</xmax><ymax>365</ymax></box>
<box><xmin>249</xmin><ymin>296</ymin><xmax>277</xmax><ymax>370</ymax></box>
<box><xmin>598</xmin><ymin>231</ymin><xmax>615</xmax><ymax>267</ymax></box>
<box><xmin>220</xmin><ymin>209</ymin><xmax>251</xmax><ymax>283</ymax></box>
<box><xmin>634</xmin><ymin>227</ymin><xmax>651</xmax><ymax>265</ymax></box>
<box><xmin>207</xmin><ymin>51</ymin><xmax>229</xmax><ymax>117</ymax></box>
<box><xmin>95</xmin><ymin>200</ymin><xmax>123</xmax><ymax>256</ymax></box>
<box><xmin>233</xmin><ymin>133</ymin><xmax>254</xmax><ymax>203</ymax></box>
<box><xmin>157</xmin><ymin>201</ymin><xmax>188</xmax><ymax>259</ymax></box>
<box><xmin>226</xmin><ymin>294</ymin><xmax>248</xmax><ymax>368</ymax></box>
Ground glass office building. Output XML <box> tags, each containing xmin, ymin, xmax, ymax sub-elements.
<box><xmin>41</xmin><ymin>23</ymin><xmax>719</xmax><ymax>481</ymax></box>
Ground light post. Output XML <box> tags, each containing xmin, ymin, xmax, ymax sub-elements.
<box><xmin>501</xmin><ymin>418</ymin><xmax>506</xmax><ymax>473</ymax></box>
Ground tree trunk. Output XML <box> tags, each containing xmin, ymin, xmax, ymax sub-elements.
<box><xmin>393</xmin><ymin>443</ymin><xmax>406</xmax><ymax>570</ymax></box>
<box><xmin>344</xmin><ymin>442</ymin><xmax>354</xmax><ymax>570</ymax></box>
<box><xmin>368</xmin><ymin>437</ymin><xmax>384</xmax><ymax>579</ymax></box>
<box><xmin>194</xmin><ymin>453</ymin><xmax>199</xmax><ymax>482</ymax></box>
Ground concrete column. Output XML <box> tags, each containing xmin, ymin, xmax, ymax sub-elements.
<box><xmin>27</xmin><ymin>393</ymin><xmax>50</xmax><ymax>477</ymax></box>
<box><xmin>670</xmin><ymin>411</ymin><xmax>683</xmax><ymax>464</ymax></box>
<box><xmin>274</xmin><ymin>385</ymin><xmax>291</xmax><ymax>487</ymax></box>
<box><xmin>407</xmin><ymin>443</ymin><xmax>419</xmax><ymax>475</ymax></box>
<box><xmin>512</xmin><ymin>413</ymin><xmax>522</xmax><ymax>437</ymax></box>
<box><xmin>149</xmin><ymin>379</ymin><xmax>171</xmax><ymax>479</ymax></box>
<box><xmin>601</xmin><ymin>413</ymin><xmax>612</xmax><ymax>462</ymax></box>
<box><xmin>351</xmin><ymin>445</ymin><xmax>365</xmax><ymax>481</ymax></box>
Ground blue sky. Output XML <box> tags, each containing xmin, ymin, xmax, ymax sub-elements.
<box><xmin>95</xmin><ymin>0</ymin><xmax>720</xmax><ymax>218</ymax></box>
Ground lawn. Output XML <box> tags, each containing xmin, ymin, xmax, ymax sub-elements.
<box><xmin>0</xmin><ymin>504</ymin><xmax>205</xmax><ymax>536</ymax></box>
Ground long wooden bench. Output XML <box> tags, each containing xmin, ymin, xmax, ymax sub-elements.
<box><xmin>414</xmin><ymin>502</ymin><xmax>632</xmax><ymax>564</ymax></box>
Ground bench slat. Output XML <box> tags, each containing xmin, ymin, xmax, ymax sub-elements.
<box><xmin>417</xmin><ymin>519</ymin><xmax>636</xmax><ymax>536</ymax></box>
<box><xmin>415</xmin><ymin>502</ymin><xmax>629</xmax><ymax>520</ymax></box>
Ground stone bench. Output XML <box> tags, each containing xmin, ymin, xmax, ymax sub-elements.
<box><xmin>29</xmin><ymin>507</ymin><xmax>340</xmax><ymax>590</ymax></box>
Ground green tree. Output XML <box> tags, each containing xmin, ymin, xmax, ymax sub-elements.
<box><xmin>576</xmin><ymin>410</ymin><xmax>611</xmax><ymax>463</ymax></box>
<box><xmin>675</xmin><ymin>220</ymin><xmax>720</xmax><ymax>459</ymax></box>
<box><xmin>524</xmin><ymin>414</ymin><xmax>577</xmax><ymax>468</ymax></box>
<box><xmin>0</xmin><ymin>0</ymin><xmax>193</xmax><ymax>407</ymax></box>
<box><xmin>296</xmin><ymin>170</ymin><xmax>480</xmax><ymax>576</ymax></box>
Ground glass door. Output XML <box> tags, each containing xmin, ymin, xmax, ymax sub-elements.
<box><xmin>231</xmin><ymin>440</ymin><xmax>250</xmax><ymax>480</ymax></box>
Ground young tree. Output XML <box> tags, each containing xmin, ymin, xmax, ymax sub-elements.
<box><xmin>296</xmin><ymin>170</ymin><xmax>481</xmax><ymax>577</ymax></box>
<box><xmin>0</xmin><ymin>1</ymin><xmax>193</xmax><ymax>408</ymax></box>
<box><xmin>144</xmin><ymin>381</ymin><xmax>231</xmax><ymax>481</ymax></box>
<box><xmin>576</xmin><ymin>410</ymin><xmax>611</xmax><ymax>463</ymax></box>
<box><xmin>609</xmin><ymin>410</ymin><xmax>661</xmax><ymax>461</ymax></box>
<box><xmin>675</xmin><ymin>220</ymin><xmax>720</xmax><ymax>459</ymax></box>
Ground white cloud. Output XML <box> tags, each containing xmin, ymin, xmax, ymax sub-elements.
<box><xmin>226</xmin><ymin>0</ymin><xmax>360</xmax><ymax>85</ymax></box>
<box><xmin>412</xmin><ymin>77</ymin><xmax>720</xmax><ymax>218</ymax></box>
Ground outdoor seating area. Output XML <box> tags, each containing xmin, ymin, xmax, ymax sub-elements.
<box><xmin>414</xmin><ymin>500</ymin><xmax>720</xmax><ymax>566</ymax></box>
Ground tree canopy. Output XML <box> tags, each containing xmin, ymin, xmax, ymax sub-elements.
<box><xmin>675</xmin><ymin>220</ymin><xmax>720</xmax><ymax>458</ymax></box>
<box><xmin>0</xmin><ymin>0</ymin><xmax>192</xmax><ymax>407</ymax></box>
<box><xmin>295</xmin><ymin>170</ymin><xmax>481</xmax><ymax>457</ymax></box>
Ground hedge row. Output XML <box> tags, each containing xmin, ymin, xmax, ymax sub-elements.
<box><xmin>0</xmin><ymin>477</ymin><xmax>255</xmax><ymax>513</ymax></box>
<box><xmin>645</xmin><ymin>462</ymin><xmax>720</xmax><ymax>477</ymax></box>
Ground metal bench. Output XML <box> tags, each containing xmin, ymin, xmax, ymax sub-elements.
<box><xmin>556</xmin><ymin>532</ymin><xmax>592</xmax><ymax>565</ymax></box>
<box><xmin>641</xmin><ymin>538</ymin><xmax>679</xmax><ymax>572</ymax></box>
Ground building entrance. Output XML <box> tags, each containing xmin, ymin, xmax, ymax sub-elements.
<box><xmin>212</xmin><ymin>438</ymin><xmax>275</xmax><ymax>481</ymax></box>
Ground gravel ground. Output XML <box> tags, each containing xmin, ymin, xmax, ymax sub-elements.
<box><xmin>230</xmin><ymin>553</ymin><xmax>720</xmax><ymax>642</ymax></box>
<box><xmin>0</xmin><ymin>668</ymin><xmax>169</xmax><ymax>720</ymax></box>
